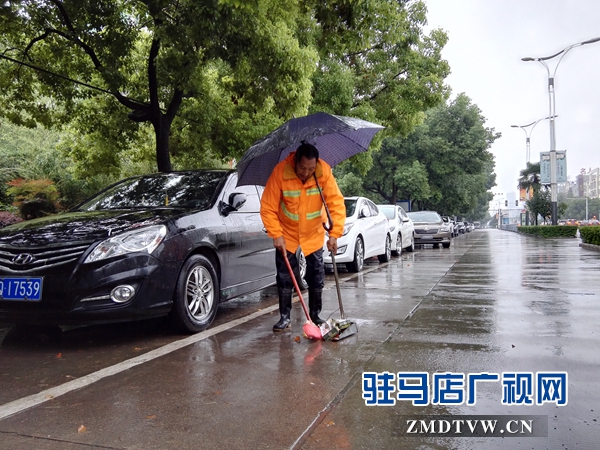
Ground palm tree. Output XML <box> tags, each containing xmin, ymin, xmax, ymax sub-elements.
<box><xmin>518</xmin><ymin>162</ymin><xmax>546</xmax><ymax>226</ymax></box>
<box><xmin>518</xmin><ymin>162</ymin><xmax>542</xmax><ymax>193</ymax></box>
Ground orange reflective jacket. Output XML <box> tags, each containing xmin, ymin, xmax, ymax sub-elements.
<box><xmin>260</xmin><ymin>152</ymin><xmax>346</xmax><ymax>256</ymax></box>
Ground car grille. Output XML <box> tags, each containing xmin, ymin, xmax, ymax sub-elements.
<box><xmin>415</xmin><ymin>228</ymin><xmax>439</xmax><ymax>234</ymax></box>
<box><xmin>0</xmin><ymin>241</ymin><xmax>92</xmax><ymax>273</ymax></box>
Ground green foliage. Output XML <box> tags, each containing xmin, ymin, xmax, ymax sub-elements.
<box><xmin>580</xmin><ymin>226</ymin><xmax>600</xmax><ymax>246</ymax></box>
<box><xmin>336</xmin><ymin>172</ymin><xmax>367</xmax><ymax>197</ymax></box>
<box><xmin>561</xmin><ymin>197</ymin><xmax>600</xmax><ymax>221</ymax></box>
<box><xmin>356</xmin><ymin>93</ymin><xmax>497</xmax><ymax>218</ymax></box>
<box><xmin>6</xmin><ymin>178</ymin><xmax>60</xmax><ymax>218</ymax></box>
<box><xmin>526</xmin><ymin>188</ymin><xmax>551</xmax><ymax>224</ymax></box>
<box><xmin>0</xmin><ymin>0</ymin><xmax>450</xmax><ymax>175</ymax></box>
<box><xmin>518</xmin><ymin>162</ymin><xmax>541</xmax><ymax>192</ymax></box>
<box><xmin>517</xmin><ymin>225</ymin><xmax>579</xmax><ymax>238</ymax></box>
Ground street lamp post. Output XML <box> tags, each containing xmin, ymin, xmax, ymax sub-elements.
<box><xmin>511</xmin><ymin>116</ymin><xmax>554</xmax><ymax>226</ymax></box>
<box><xmin>522</xmin><ymin>36</ymin><xmax>600</xmax><ymax>225</ymax></box>
<box><xmin>511</xmin><ymin>116</ymin><xmax>554</xmax><ymax>165</ymax></box>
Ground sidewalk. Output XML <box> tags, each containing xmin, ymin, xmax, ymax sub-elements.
<box><xmin>0</xmin><ymin>230</ymin><xmax>598</xmax><ymax>449</ymax></box>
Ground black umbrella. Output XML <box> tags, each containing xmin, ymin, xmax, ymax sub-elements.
<box><xmin>236</xmin><ymin>112</ymin><xmax>385</xmax><ymax>186</ymax></box>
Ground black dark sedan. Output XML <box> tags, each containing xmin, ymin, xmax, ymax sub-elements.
<box><xmin>0</xmin><ymin>170</ymin><xmax>276</xmax><ymax>333</ymax></box>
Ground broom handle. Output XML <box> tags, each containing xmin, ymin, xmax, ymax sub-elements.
<box><xmin>280</xmin><ymin>248</ymin><xmax>312</xmax><ymax>321</ymax></box>
<box><xmin>313</xmin><ymin>174</ymin><xmax>346</xmax><ymax>319</ymax></box>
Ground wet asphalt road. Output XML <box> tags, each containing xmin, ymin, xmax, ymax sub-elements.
<box><xmin>0</xmin><ymin>229</ymin><xmax>598</xmax><ymax>449</ymax></box>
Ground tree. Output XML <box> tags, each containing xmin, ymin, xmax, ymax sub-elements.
<box><xmin>517</xmin><ymin>161</ymin><xmax>542</xmax><ymax>225</ymax></box>
<box><xmin>0</xmin><ymin>1</ymin><xmax>450</xmax><ymax>174</ymax></box>
<box><xmin>526</xmin><ymin>187</ymin><xmax>552</xmax><ymax>224</ymax></box>
<box><xmin>0</xmin><ymin>0</ymin><xmax>319</xmax><ymax>173</ymax></box>
<box><xmin>359</xmin><ymin>93</ymin><xmax>498</xmax><ymax>216</ymax></box>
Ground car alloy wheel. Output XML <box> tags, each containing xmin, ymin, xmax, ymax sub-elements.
<box><xmin>294</xmin><ymin>248</ymin><xmax>308</xmax><ymax>290</ymax></box>
<box><xmin>346</xmin><ymin>236</ymin><xmax>364</xmax><ymax>272</ymax></box>
<box><xmin>405</xmin><ymin>235</ymin><xmax>414</xmax><ymax>253</ymax></box>
<box><xmin>171</xmin><ymin>254</ymin><xmax>219</xmax><ymax>333</ymax></box>
<box><xmin>392</xmin><ymin>233</ymin><xmax>402</xmax><ymax>257</ymax></box>
<box><xmin>378</xmin><ymin>234</ymin><xmax>391</xmax><ymax>262</ymax></box>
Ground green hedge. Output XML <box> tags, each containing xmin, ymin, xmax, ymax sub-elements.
<box><xmin>579</xmin><ymin>227</ymin><xmax>600</xmax><ymax>246</ymax></box>
<box><xmin>517</xmin><ymin>225</ymin><xmax>578</xmax><ymax>238</ymax></box>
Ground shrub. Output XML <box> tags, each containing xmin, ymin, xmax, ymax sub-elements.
<box><xmin>6</xmin><ymin>178</ymin><xmax>61</xmax><ymax>219</ymax></box>
<box><xmin>0</xmin><ymin>211</ymin><xmax>23</xmax><ymax>228</ymax></box>
<box><xmin>517</xmin><ymin>225</ymin><xmax>578</xmax><ymax>238</ymax></box>
<box><xmin>580</xmin><ymin>227</ymin><xmax>600</xmax><ymax>246</ymax></box>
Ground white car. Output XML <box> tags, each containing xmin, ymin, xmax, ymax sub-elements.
<box><xmin>324</xmin><ymin>197</ymin><xmax>391</xmax><ymax>272</ymax></box>
<box><xmin>377</xmin><ymin>204</ymin><xmax>415</xmax><ymax>255</ymax></box>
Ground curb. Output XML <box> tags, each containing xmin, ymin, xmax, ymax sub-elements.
<box><xmin>580</xmin><ymin>242</ymin><xmax>600</xmax><ymax>252</ymax></box>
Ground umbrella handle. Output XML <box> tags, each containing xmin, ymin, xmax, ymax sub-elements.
<box><xmin>313</xmin><ymin>174</ymin><xmax>334</xmax><ymax>232</ymax></box>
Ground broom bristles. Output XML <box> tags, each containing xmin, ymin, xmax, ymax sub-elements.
<box><xmin>302</xmin><ymin>321</ymin><xmax>323</xmax><ymax>340</ymax></box>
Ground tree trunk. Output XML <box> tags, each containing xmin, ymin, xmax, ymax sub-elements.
<box><xmin>154</xmin><ymin>117</ymin><xmax>172</xmax><ymax>173</ymax></box>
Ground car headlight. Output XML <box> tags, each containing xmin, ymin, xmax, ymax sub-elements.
<box><xmin>440</xmin><ymin>224</ymin><xmax>451</xmax><ymax>232</ymax></box>
<box><xmin>342</xmin><ymin>223</ymin><xmax>355</xmax><ymax>236</ymax></box>
<box><xmin>84</xmin><ymin>225</ymin><xmax>167</xmax><ymax>263</ymax></box>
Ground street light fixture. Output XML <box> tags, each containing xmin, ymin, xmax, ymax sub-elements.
<box><xmin>510</xmin><ymin>116</ymin><xmax>555</xmax><ymax>165</ymax></box>
<box><xmin>522</xmin><ymin>36</ymin><xmax>600</xmax><ymax>225</ymax></box>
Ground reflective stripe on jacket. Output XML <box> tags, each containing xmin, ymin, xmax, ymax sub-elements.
<box><xmin>260</xmin><ymin>152</ymin><xmax>346</xmax><ymax>255</ymax></box>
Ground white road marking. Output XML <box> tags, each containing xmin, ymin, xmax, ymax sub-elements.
<box><xmin>0</xmin><ymin>305</ymin><xmax>277</xmax><ymax>421</ymax></box>
<box><xmin>0</xmin><ymin>263</ymin><xmax>383</xmax><ymax>421</ymax></box>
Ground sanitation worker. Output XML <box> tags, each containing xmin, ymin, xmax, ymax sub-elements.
<box><xmin>260</xmin><ymin>142</ymin><xmax>346</xmax><ymax>332</ymax></box>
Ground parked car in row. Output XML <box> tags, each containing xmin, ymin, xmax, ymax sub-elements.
<box><xmin>324</xmin><ymin>197</ymin><xmax>391</xmax><ymax>272</ymax></box>
<box><xmin>0</xmin><ymin>170</ymin><xmax>280</xmax><ymax>333</ymax></box>
<box><xmin>406</xmin><ymin>210</ymin><xmax>452</xmax><ymax>248</ymax></box>
<box><xmin>441</xmin><ymin>215</ymin><xmax>457</xmax><ymax>237</ymax></box>
<box><xmin>377</xmin><ymin>204</ymin><xmax>414</xmax><ymax>255</ymax></box>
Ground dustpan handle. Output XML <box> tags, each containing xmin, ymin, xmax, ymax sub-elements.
<box><xmin>313</xmin><ymin>174</ymin><xmax>346</xmax><ymax>319</ymax></box>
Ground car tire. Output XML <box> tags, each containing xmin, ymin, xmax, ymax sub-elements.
<box><xmin>392</xmin><ymin>233</ymin><xmax>402</xmax><ymax>257</ymax></box>
<box><xmin>378</xmin><ymin>234</ymin><xmax>391</xmax><ymax>262</ymax></box>
<box><xmin>295</xmin><ymin>248</ymin><xmax>308</xmax><ymax>291</ymax></box>
<box><xmin>346</xmin><ymin>236</ymin><xmax>364</xmax><ymax>272</ymax></box>
<box><xmin>442</xmin><ymin>242</ymin><xmax>450</xmax><ymax>249</ymax></box>
<box><xmin>170</xmin><ymin>254</ymin><xmax>219</xmax><ymax>333</ymax></box>
<box><xmin>404</xmin><ymin>235</ymin><xmax>415</xmax><ymax>252</ymax></box>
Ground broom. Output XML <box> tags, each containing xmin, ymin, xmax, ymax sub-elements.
<box><xmin>280</xmin><ymin>248</ymin><xmax>322</xmax><ymax>340</ymax></box>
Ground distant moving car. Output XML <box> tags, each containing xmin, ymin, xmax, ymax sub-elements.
<box><xmin>377</xmin><ymin>205</ymin><xmax>414</xmax><ymax>255</ymax></box>
<box><xmin>406</xmin><ymin>211</ymin><xmax>452</xmax><ymax>249</ymax></box>
<box><xmin>324</xmin><ymin>197</ymin><xmax>391</xmax><ymax>272</ymax></box>
<box><xmin>0</xmin><ymin>170</ymin><xmax>279</xmax><ymax>333</ymax></box>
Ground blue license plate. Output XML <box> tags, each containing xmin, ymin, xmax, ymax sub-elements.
<box><xmin>0</xmin><ymin>277</ymin><xmax>43</xmax><ymax>301</ymax></box>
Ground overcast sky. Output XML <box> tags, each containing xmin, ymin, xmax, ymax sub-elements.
<box><xmin>424</xmin><ymin>0</ymin><xmax>600</xmax><ymax>205</ymax></box>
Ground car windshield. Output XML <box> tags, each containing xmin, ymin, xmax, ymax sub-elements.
<box><xmin>378</xmin><ymin>206</ymin><xmax>395</xmax><ymax>220</ymax></box>
<box><xmin>77</xmin><ymin>171</ymin><xmax>228</xmax><ymax>211</ymax></box>
<box><xmin>345</xmin><ymin>199</ymin><xmax>358</xmax><ymax>217</ymax></box>
<box><xmin>407</xmin><ymin>211</ymin><xmax>441</xmax><ymax>222</ymax></box>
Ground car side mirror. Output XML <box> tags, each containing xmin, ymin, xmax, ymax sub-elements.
<box><xmin>359</xmin><ymin>206</ymin><xmax>369</xmax><ymax>218</ymax></box>
<box><xmin>219</xmin><ymin>193</ymin><xmax>247</xmax><ymax>216</ymax></box>
<box><xmin>402</xmin><ymin>217</ymin><xmax>410</xmax><ymax>223</ymax></box>
<box><xmin>229</xmin><ymin>193</ymin><xmax>247</xmax><ymax>210</ymax></box>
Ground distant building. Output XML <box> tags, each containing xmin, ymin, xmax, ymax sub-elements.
<box><xmin>578</xmin><ymin>168</ymin><xmax>599</xmax><ymax>198</ymax></box>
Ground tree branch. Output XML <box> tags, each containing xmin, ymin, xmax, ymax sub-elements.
<box><xmin>48</xmin><ymin>0</ymin><xmax>104</xmax><ymax>70</ymax></box>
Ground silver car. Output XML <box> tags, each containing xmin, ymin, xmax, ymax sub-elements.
<box><xmin>406</xmin><ymin>211</ymin><xmax>452</xmax><ymax>249</ymax></box>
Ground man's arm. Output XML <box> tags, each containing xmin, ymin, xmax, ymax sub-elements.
<box><xmin>321</xmin><ymin>172</ymin><xmax>346</xmax><ymax>240</ymax></box>
<box><xmin>260</xmin><ymin>172</ymin><xmax>285</xmax><ymax>251</ymax></box>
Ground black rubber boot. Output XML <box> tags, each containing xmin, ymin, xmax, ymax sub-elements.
<box><xmin>309</xmin><ymin>289</ymin><xmax>325</xmax><ymax>325</ymax></box>
<box><xmin>273</xmin><ymin>288</ymin><xmax>292</xmax><ymax>332</ymax></box>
